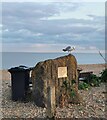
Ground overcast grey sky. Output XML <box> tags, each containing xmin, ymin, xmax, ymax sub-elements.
<box><xmin>1</xmin><ymin>2</ymin><xmax>105</xmax><ymax>53</ymax></box>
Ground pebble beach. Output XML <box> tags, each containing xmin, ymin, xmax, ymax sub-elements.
<box><xmin>0</xmin><ymin>64</ymin><xmax>107</xmax><ymax>119</ymax></box>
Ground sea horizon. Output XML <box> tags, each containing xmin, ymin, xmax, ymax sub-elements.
<box><xmin>0</xmin><ymin>52</ymin><xmax>105</xmax><ymax>70</ymax></box>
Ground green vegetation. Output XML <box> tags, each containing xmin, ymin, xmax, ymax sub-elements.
<box><xmin>100</xmin><ymin>68</ymin><xmax>107</xmax><ymax>83</ymax></box>
<box><xmin>78</xmin><ymin>74</ymin><xmax>101</xmax><ymax>90</ymax></box>
<box><xmin>78</xmin><ymin>82</ymin><xmax>90</xmax><ymax>90</ymax></box>
<box><xmin>62</xmin><ymin>79</ymin><xmax>77</xmax><ymax>100</ymax></box>
<box><xmin>78</xmin><ymin>68</ymin><xmax>107</xmax><ymax>90</ymax></box>
<box><xmin>70</xmin><ymin>80</ymin><xmax>77</xmax><ymax>98</ymax></box>
<box><xmin>70</xmin><ymin>89</ymin><xmax>76</xmax><ymax>98</ymax></box>
<box><xmin>61</xmin><ymin>79</ymin><xmax>82</xmax><ymax>104</ymax></box>
<box><xmin>89</xmin><ymin>74</ymin><xmax>101</xmax><ymax>87</ymax></box>
<box><xmin>62</xmin><ymin>80</ymin><xmax>68</xmax><ymax>90</ymax></box>
<box><xmin>71</xmin><ymin>79</ymin><xmax>76</xmax><ymax>85</ymax></box>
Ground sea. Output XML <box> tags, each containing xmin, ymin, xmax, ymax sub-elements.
<box><xmin>0</xmin><ymin>52</ymin><xmax>106</xmax><ymax>70</ymax></box>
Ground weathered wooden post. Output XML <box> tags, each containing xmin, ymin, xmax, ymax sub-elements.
<box><xmin>46</xmin><ymin>85</ymin><xmax>56</xmax><ymax>118</ymax></box>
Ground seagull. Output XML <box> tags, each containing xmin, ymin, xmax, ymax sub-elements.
<box><xmin>63</xmin><ymin>46</ymin><xmax>75</xmax><ymax>53</ymax></box>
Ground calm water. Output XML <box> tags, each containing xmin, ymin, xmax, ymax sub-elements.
<box><xmin>1</xmin><ymin>52</ymin><xmax>105</xmax><ymax>69</ymax></box>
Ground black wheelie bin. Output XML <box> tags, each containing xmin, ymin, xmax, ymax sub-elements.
<box><xmin>8</xmin><ymin>65</ymin><xmax>32</xmax><ymax>101</ymax></box>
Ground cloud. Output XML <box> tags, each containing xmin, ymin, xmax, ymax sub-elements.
<box><xmin>2</xmin><ymin>43</ymin><xmax>101</xmax><ymax>53</ymax></box>
<box><xmin>55</xmin><ymin>3</ymin><xmax>80</xmax><ymax>12</ymax></box>
<box><xmin>2</xmin><ymin>0</ymin><xmax>107</xmax><ymax>3</ymax></box>
<box><xmin>2</xmin><ymin>2</ymin><xmax>105</xmax><ymax>52</ymax></box>
<box><xmin>2</xmin><ymin>17</ymin><xmax>104</xmax><ymax>46</ymax></box>
<box><xmin>2</xmin><ymin>3</ymin><xmax>60</xmax><ymax>20</ymax></box>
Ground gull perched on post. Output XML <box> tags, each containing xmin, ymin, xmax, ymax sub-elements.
<box><xmin>63</xmin><ymin>46</ymin><xmax>75</xmax><ymax>53</ymax></box>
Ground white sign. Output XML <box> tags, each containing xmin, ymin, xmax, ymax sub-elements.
<box><xmin>58</xmin><ymin>67</ymin><xmax>67</xmax><ymax>78</ymax></box>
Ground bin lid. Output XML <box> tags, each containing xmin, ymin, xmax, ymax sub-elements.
<box><xmin>8</xmin><ymin>65</ymin><xmax>33</xmax><ymax>72</ymax></box>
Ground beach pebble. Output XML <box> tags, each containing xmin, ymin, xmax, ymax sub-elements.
<box><xmin>1</xmin><ymin>79</ymin><xmax>106</xmax><ymax>118</ymax></box>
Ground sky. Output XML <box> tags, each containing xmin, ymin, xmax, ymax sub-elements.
<box><xmin>1</xmin><ymin>2</ymin><xmax>105</xmax><ymax>53</ymax></box>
